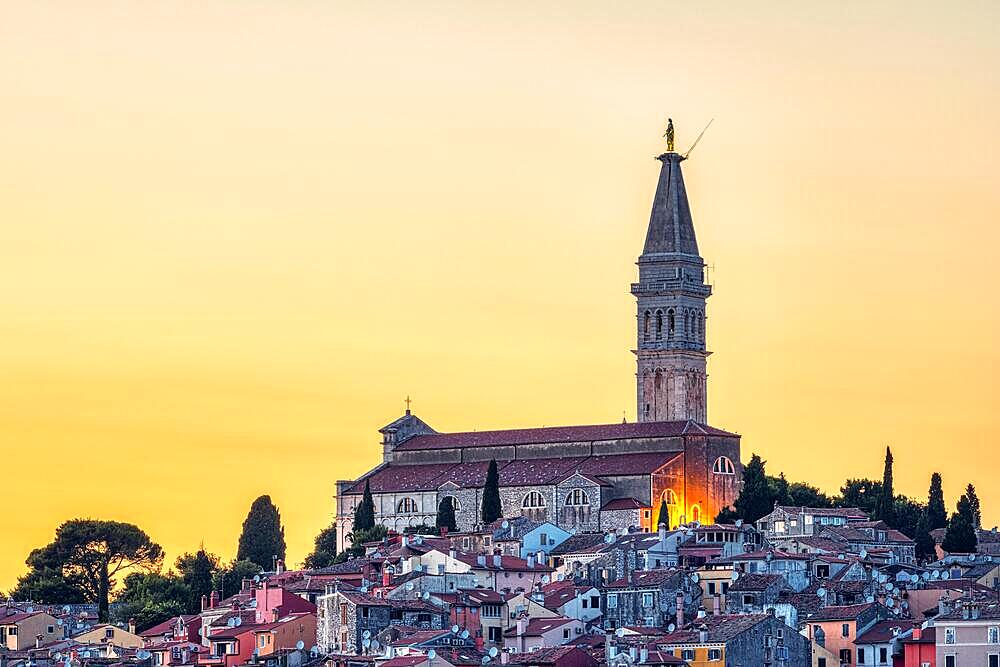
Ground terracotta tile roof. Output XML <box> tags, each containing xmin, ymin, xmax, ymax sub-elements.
<box><xmin>378</xmin><ymin>657</ymin><xmax>428</xmax><ymax>667</ymax></box>
<box><xmin>937</xmin><ymin>603</ymin><xmax>1000</xmax><ymax>621</ymax></box>
<box><xmin>503</xmin><ymin>617</ymin><xmax>574</xmax><ymax>637</ymax></box>
<box><xmin>0</xmin><ymin>612</ymin><xmax>42</xmax><ymax>625</ymax></box>
<box><xmin>661</xmin><ymin>614</ymin><xmax>771</xmax><ymax>644</ymax></box>
<box><xmin>394</xmin><ymin>420</ymin><xmax>738</xmax><ymax>452</ymax></box>
<box><xmin>388</xmin><ymin>629</ymin><xmax>452</xmax><ymax>647</ymax></box>
<box><xmin>856</xmin><ymin>620</ymin><xmax>916</xmax><ymax>644</ymax></box>
<box><xmin>505</xmin><ymin>646</ymin><xmax>593</xmax><ymax>665</ymax></box>
<box><xmin>775</xmin><ymin>506</ymin><xmax>868</xmax><ymax>519</ymax></box>
<box><xmin>808</xmin><ymin>602</ymin><xmax>880</xmax><ymax>621</ymax></box>
<box><xmin>606</xmin><ymin>569</ymin><xmax>682</xmax><ymax>589</ymax></box>
<box><xmin>729</xmin><ymin>573</ymin><xmax>788</xmax><ymax>592</ymax></box>
<box><xmin>601</xmin><ymin>497</ymin><xmax>649</xmax><ymax>511</ymax></box>
<box><xmin>452</xmin><ymin>551</ymin><xmax>553</xmax><ymax>573</ymax></box>
<box><xmin>549</xmin><ymin>532</ymin><xmax>608</xmax><ymax>556</ymax></box>
<box><xmin>459</xmin><ymin>588</ymin><xmax>505</xmax><ymax>605</ymax></box>
<box><xmin>139</xmin><ymin>615</ymin><xmax>199</xmax><ymax>637</ymax></box>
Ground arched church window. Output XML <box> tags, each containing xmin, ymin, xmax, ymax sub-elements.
<box><xmin>440</xmin><ymin>496</ymin><xmax>461</xmax><ymax>513</ymax></box>
<box><xmin>655</xmin><ymin>311</ymin><xmax>663</xmax><ymax>340</ymax></box>
<box><xmin>667</xmin><ymin>309</ymin><xmax>675</xmax><ymax>336</ymax></box>
<box><xmin>643</xmin><ymin>311</ymin><xmax>651</xmax><ymax>341</ymax></box>
<box><xmin>698</xmin><ymin>312</ymin><xmax>704</xmax><ymax>341</ymax></box>
<box><xmin>565</xmin><ymin>489</ymin><xmax>589</xmax><ymax>506</ymax></box>
<box><xmin>690</xmin><ymin>505</ymin><xmax>701</xmax><ymax>523</ymax></box>
<box><xmin>684</xmin><ymin>311</ymin><xmax>691</xmax><ymax>338</ymax></box>
<box><xmin>713</xmin><ymin>456</ymin><xmax>736</xmax><ymax>475</ymax></box>
<box><xmin>662</xmin><ymin>489</ymin><xmax>678</xmax><ymax>505</ymax></box>
<box><xmin>522</xmin><ymin>491</ymin><xmax>546</xmax><ymax>508</ymax></box>
<box><xmin>397</xmin><ymin>497</ymin><xmax>419</xmax><ymax>513</ymax></box>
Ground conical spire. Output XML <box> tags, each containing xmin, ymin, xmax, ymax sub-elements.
<box><xmin>642</xmin><ymin>153</ymin><xmax>699</xmax><ymax>257</ymax></box>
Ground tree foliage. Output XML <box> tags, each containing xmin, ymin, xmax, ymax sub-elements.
<box><xmin>873</xmin><ymin>447</ymin><xmax>895</xmax><ymax>525</ymax></box>
<box><xmin>942</xmin><ymin>491</ymin><xmax>979</xmax><ymax>554</ymax></box>
<box><xmin>892</xmin><ymin>496</ymin><xmax>925</xmax><ymax>539</ymax></box>
<box><xmin>965</xmin><ymin>484</ymin><xmax>982</xmax><ymax>529</ymax></box>
<box><xmin>175</xmin><ymin>548</ymin><xmax>217</xmax><ymax>614</ymax></box>
<box><xmin>212</xmin><ymin>559</ymin><xmax>262</xmax><ymax>600</ymax></box>
<box><xmin>303</xmin><ymin>523</ymin><xmax>338</xmax><ymax>570</ymax></box>
<box><xmin>787</xmin><ymin>482</ymin><xmax>834</xmax><ymax>508</ymax></box>
<box><xmin>9</xmin><ymin>566</ymin><xmax>87</xmax><ymax>604</ymax></box>
<box><xmin>838</xmin><ymin>478</ymin><xmax>883</xmax><ymax>515</ymax></box>
<box><xmin>914</xmin><ymin>512</ymin><xmax>936</xmax><ymax>563</ymax></box>
<box><xmin>657</xmin><ymin>498</ymin><xmax>670</xmax><ymax>528</ymax></box>
<box><xmin>733</xmin><ymin>454</ymin><xmax>773</xmax><ymax>524</ymax></box>
<box><xmin>768</xmin><ymin>474</ymin><xmax>791</xmax><ymax>508</ymax></box>
<box><xmin>16</xmin><ymin>519</ymin><xmax>163</xmax><ymax>621</ymax></box>
<box><xmin>236</xmin><ymin>495</ymin><xmax>286</xmax><ymax>571</ymax></box>
<box><xmin>335</xmin><ymin>525</ymin><xmax>388</xmax><ymax>563</ymax></box>
<box><xmin>436</xmin><ymin>497</ymin><xmax>457</xmax><ymax>533</ymax></box>
<box><xmin>354</xmin><ymin>482</ymin><xmax>376</xmax><ymax>533</ymax></box>
<box><xmin>481</xmin><ymin>459</ymin><xmax>502</xmax><ymax>524</ymax></box>
<box><xmin>926</xmin><ymin>473</ymin><xmax>947</xmax><ymax>530</ymax></box>
<box><xmin>113</xmin><ymin>572</ymin><xmax>189</xmax><ymax>632</ymax></box>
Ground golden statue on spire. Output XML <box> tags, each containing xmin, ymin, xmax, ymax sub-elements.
<box><xmin>663</xmin><ymin>118</ymin><xmax>675</xmax><ymax>152</ymax></box>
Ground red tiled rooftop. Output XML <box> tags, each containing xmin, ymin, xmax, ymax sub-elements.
<box><xmin>394</xmin><ymin>420</ymin><xmax>738</xmax><ymax>451</ymax></box>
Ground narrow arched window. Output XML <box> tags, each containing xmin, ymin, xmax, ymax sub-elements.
<box><xmin>397</xmin><ymin>497</ymin><xmax>419</xmax><ymax>513</ymax></box>
<box><xmin>698</xmin><ymin>312</ymin><xmax>704</xmax><ymax>341</ymax></box>
<box><xmin>643</xmin><ymin>311</ymin><xmax>651</xmax><ymax>341</ymax></box>
<box><xmin>691</xmin><ymin>505</ymin><xmax>701</xmax><ymax>523</ymax></box>
<box><xmin>522</xmin><ymin>491</ymin><xmax>546</xmax><ymax>508</ymax></box>
<box><xmin>440</xmin><ymin>496</ymin><xmax>461</xmax><ymax>513</ymax></box>
<box><xmin>565</xmin><ymin>489</ymin><xmax>589</xmax><ymax>506</ymax></box>
<box><xmin>684</xmin><ymin>311</ymin><xmax>691</xmax><ymax>338</ymax></box>
<box><xmin>667</xmin><ymin>309</ymin><xmax>675</xmax><ymax>336</ymax></box>
<box><xmin>655</xmin><ymin>311</ymin><xmax>663</xmax><ymax>340</ymax></box>
<box><xmin>713</xmin><ymin>457</ymin><xmax>735</xmax><ymax>475</ymax></box>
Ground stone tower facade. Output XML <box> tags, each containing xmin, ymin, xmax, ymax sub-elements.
<box><xmin>633</xmin><ymin>151</ymin><xmax>711</xmax><ymax>423</ymax></box>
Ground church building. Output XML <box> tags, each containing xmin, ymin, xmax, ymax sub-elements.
<box><xmin>334</xmin><ymin>142</ymin><xmax>742</xmax><ymax>551</ymax></box>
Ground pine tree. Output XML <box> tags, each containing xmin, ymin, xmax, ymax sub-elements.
<box><xmin>354</xmin><ymin>481</ymin><xmax>376</xmax><ymax>532</ymax></box>
<box><xmin>942</xmin><ymin>492</ymin><xmax>978</xmax><ymax>554</ymax></box>
<box><xmin>481</xmin><ymin>459</ymin><xmax>502</xmax><ymax>524</ymax></box>
<box><xmin>927</xmin><ymin>473</ymin><xmax>947</xmax><ymax>530</ymax></box>
<box><xmin>177</xmin><ymin>548</ymin><xmax>216</xmax><ymax>614</ymax></box>
<box><xmin>874</xmin><ymin>447</ymin><xmax>895</xmax><ymax>526</ymax></box>
<box><xmin>303</xmin><ymin>523</ymin><xmax>338</xmax><ymax>569</ymax></box>
<box><xmin>236</xmin><ymin>495</ymin><xmax>287</xmax><ymax>571</ymax></box>
<box><xmin>965</xmin><ymin>484</ymin><xmax>982</xmax><ymax>529</ymax></box>
<box><xmin>734</xmin><ymin>454</ymin><xmax>772</xmax><ymax>524</ymax></box>
<box><xmin>436</xmin><ymin>497</ymin><xmax>457</xmax><ymax>533</ymax></box>
<box><xmin>657</xmin><ymin>498</ymin><xmax>670</xmax><ymax>528</ymax></box>
<box><xmin>913</xmin><ymin>512</ymin><xmax>935</xmax><ymax>563</ymax></box>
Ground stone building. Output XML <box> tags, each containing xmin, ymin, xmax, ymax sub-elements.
<box><xmin>334</xmin><ymin>145</ymin><xmax>742</xmax><ymax>551</ymax></box>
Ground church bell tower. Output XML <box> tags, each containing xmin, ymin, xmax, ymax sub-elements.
<box><xmin>632</xmin><ymin>144</ymin><xmax>711</xmax><ymax>423</ymax></box>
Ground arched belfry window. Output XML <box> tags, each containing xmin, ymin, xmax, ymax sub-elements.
<box><xmin>523</xmin><ymin>492</ymin><xmax>546</xmax><ymax>508</ymax></box>
<box><xmin>655</xmin><ymin>310</ymin><xmax>663</xmax><ymax>341</ymax></box>
<box><xmin>684</xmin><ymin>311</ymin><xmax>691</xmax><ymax>338</ymax></box>
<box><xmin>667</xmin><ymin>309</ymin><xmax>676</xmax><ymax>337</ymax></box>
<box><xmin>643</xmin><ymin>311</ymin><xmax>651</xmax><ymax>341</ymax></box>
<box><xmin>397</xmin><ymin>497</ymin><xmax>419</xmax><ymax>513</ymax></box>
<box><xmin>713</xmin><ymin>457</ymin><xmax>736</xmax><ymax>475</ymax></box>
<box><xmin>565</xmin><ymin>489</ymin><xmax>589</xmax><ymax>506</ymax></box>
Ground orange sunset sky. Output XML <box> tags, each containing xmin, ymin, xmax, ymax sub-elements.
<box><xmin>2</xmin><ymin>1</ymin><xmax>998</xmax><ymax>591</ymax></box>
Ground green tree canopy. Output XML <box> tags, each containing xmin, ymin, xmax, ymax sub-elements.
<box><xmin>965</xmin><ymin>484</ymin><xmax>982</xmax><ymax>529</ymax></box>
<box><xmin>657</xmin><ymin>497</ymin><xmax>670</xmax><ymax>528</ymax></box>
<box><xmin>942</xmin><ymin>491</ymin><xmax>979</xmax><ymax>554</ymax></box>
<box><xmin>17</xmin><ymin>519</ymin><xmax>163</xmax><ymax>621</ymax></box>
<box><xmin>175</xmin><ymin>548</ymin><xmax>217</xmax><ymax>614</ymax></box>
<box><xmin>768</xmin><ymin>474</ymin><xmax>791</xmax><ymax>508</ymax></box>
<box><xmin>786</xmin><ymin>482</ymin><xmax>834</xmax><ymax>508</ymax></box>
<box><xmin>873</xmin><ymin>447</ymin><xmax>896</xmax><ymax>526</ymax></box>
<box><xmin>734</xmin><ymin>454</ymin><xmax>772</xmax><ymax>524</ymax></box>
<box><xmin>926</xmin><ymin>473</ymin><xmax>947</xmax><ymax>530</ymax></box>
<box><xmin>303</xmin><ymin>522</ymin><xmax>338</xmax><ymax>570</ymax></box>
<box><xmin>354</xmin><ymin>482</ymin><xmax>376</xmax><ymax>532</ymax></box>
<box><xmin>113</xmin><ymin>572</ymin><xmax>189</xmax><ymax>632</ymax></box>
<box><xmin>481</xmin><ymin>459</ymin><xmax>502</xmax><ymax>524</ymax></box>
<box><xmin>914</xmin><ymin>511</ymin><xmax>936</xmax><ymax>563</ymax></box>
<box><xmin>212</xmin><ymin>559</ymin><xmax>262</xmax><ymax>600</ymax></box>
<box><xmin>837</xmin><ymin>478</ymin><xmax>883</xmax><ymax>515</ymax></box>
<box><xmin>436</xmin><ymin>497</ymin><xmax>457</xmax><ymax>533</ymax></box>
<box><xmin>892</xmin><ymin>496</ymin><xmax>925</xmax><ymax>539</ymax></box>
<box><xmin>236</xmin><ymin>495</ymin><xmax>286</xmax><ymax>571</ymax></box>
<box><xmin>335</xmin><ymin>525</ymin><xmax>388</xmax><ymax>563</ymax></box>
<box><xmin>9</xmin><ymin>566</ymin><xmax>87</xmax><ymax>604</ymax></box>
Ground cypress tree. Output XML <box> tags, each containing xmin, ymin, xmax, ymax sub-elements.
<box><xmin>874</xmin><ymin>447</ymin><xmax>895</xmax><ymax>526</ymax></box>
<box><xmin>657</xmin><ymin>498</ymin><xmax>670</xmax><ymax>528</ymax></box>
<box><xmin>179</xmin><ymin>548</ymin><xmax>216</xmax><ymax>614</ymax></box>
<box><xmin>236</xmin><ymin>495</ymin><xmax>287</xmax><ymax>571</ymax></box>
<box><xmin>436</xmin><ymin>497</ymin><xmax>457</xmax><ymax>533</ymax></box>
<box><xmin>354</xmin><ymin>481</ymin><xmax>376</xmax><ymax>532</ymax></box>
<box><xmin>913</xmin><ymin>512</ymin><xmax>935</xmax><ymax>563</ymax></box>
<box><xmin>927</xmin><ymin>473</ymin><xmax>947</xmax><ymax>530</ymax></box>
<box><xmin>965</xmin><ymin>484</ymin><xmax>982</xmax><ymax>529</ymax></box>
<box><xmin>942</xmin><ymin>492</ymin><xmax>978</xmax><ymax>554</ymax></box>
<box><xmin>734</xmin><ymin>454</ymin><xmax>772</xmax><ymax>524</ymax></box>
<box><xmin>481</xmin><ymin>459</ymin><xmax>502</xmax><ymax>524</ymax></box>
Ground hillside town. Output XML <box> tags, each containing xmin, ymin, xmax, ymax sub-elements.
<box><xmin>4</xmin><ymin>138</ymin><xmax>996</xmax><ymax>667</ymax></box>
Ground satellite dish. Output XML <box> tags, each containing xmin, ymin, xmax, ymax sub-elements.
<box><xmin>690</xmin><ymin>573</ymin><xmax>700</xmax><ymax>583</ymax></box>
<box><xmin>542</xmin><ymin>575</ymin><xmax>551</xmax><ymax>584</ymax></box>
<box><xmin>422</xmin><ymin>591</ymin><xmax>431</xmax><ymax>600</ymax></box>
<box><xmin>234</xmin><ymin>617</ymin><xmax>242</xmax><ymax>627</ymax></box>
<box><xmin>668</xmin><ymin>623</ymin><xmax>676</xmax><ymax>632</ymax></box>
<box><xmin>968</xmin><ymin>554</ymin><xmax>976</xmax><ymax>562</ymax></box>
<box><xmin>922</xmin><ymin>572</ymin><xmax>930</xmax><ymax>580</ymax></box>
<box><xmin>296</xmin><ymin>641</ymin><xmax>305</xmax><ymax>650</ymax></box>
<box><xmin>480</xmin><ymin>657</ymin><xmax>490</xmax><ymax>665</ymax></box>
<box><xmin>227</xmin><ymin>618</ymin><xmax>236</xmax><ymax>627</ymax></box>
<box><xmin>363</xmin><ymin>630</ymin><xmax>371</xmax><ymax>639</ymax></box>
<box><xmin>731</xmin><ymin>571</ymin><xmax>740</xmax><ymax>582</ymax></box>
<box><xmin>886</xmin><ymin>597</ymin><xmax>894</xmax><ymax>607</ymax></box>
<box><xmin>735</xmin><ymin>519</ymin><xmax>743</xmax><ymax>528</ymax></box>
<box><xmin>556</xmin><ymin>573</ymin><xmax>565</xmax><ymax>581</ymax></box>
<box><xmin>604</xmin><ymin>534</ymin><xmax>615</xmax><ymax>544</ymax></box>
<box><xmin>502</xmin><ymin>521</ymin><xmax>510</xmax><ymax>529</ymax></box>
<box><xmin>859</xmin><ymin>549</ymin><xmax>868</xmax><ymax>559</ymax></box>
<box><xmin>406</xmin><ymin>583</ymin><xmax>415</xmax><ymax>591</ymax></box>
<box><xmin>427</xmin><ymin>649</ymin><xmax>436</xmax><ymax>660</ymax></box>
<box><xmin>253</xmin><ymin>575</ymin><xmax>261</xmax><ymax>583</ymax></box>
<box><xmin>362</xmin><ymin>639</ymin><xmax>371</xmax><ymax>649</ymax></box>
<box><xmin>452</xmin><ymin>625</ymin><xmax>460</xmax><ymax>634</ymax></box>
<box><xmin>489</xmin><ymin>647</ymin><xmax>499</xmax><ymax>658</ymax></box>
<box><xmin>932</xmin><ymin>570</ymin><xmax>940</xmax><ymax>579</ymax></box>
<box><xmin>57</xmin><ymin>619</ymin><xmax>64</xmax><ymax>626</ymax></box>
<box><xmin>884</xmin><ymin>582</ymin><xmax>894</xmax><ymax>592</ymax></box>
<box><xmin>310</xmin><ymin>646</ymin><xmax>319</xmax><ymax>654</ymax></box>
<box><xmin>371</xmin><ymin>641</ymin><xmax>381</xmax><ymax>651</ymax></box>
<box><xmin>615</xmin><ymin>628</ymin><xmax>626</xmax><ymax>638</ymax></box>
<box><xmin>866</xmin><ymin>595</ymin><xmax>875</xmax><ymax>603</ymax></box>
<box><xmin>55</xmin><ymin>653</ymin><xmax>63</xmax><ymax>660</ymax></box>
<box><xmin>461</xmin><ymin>630</ymin><xmax>470</xmax><ymax>639</ymax></box>
<box><xmin>63</xmin><ymin>605</ymin><xmax>71</xmax><ymax>613</ymax></box>
<box><xmin>816</xmin><ymin>587</ymin><xmax>827</xmax><ymax>599</ymax></box>
<box><xmin>910</xmin><ymin>574</ymin><xmax>919</xmax><ymax>584</ymax></box>
<box><xmin>941</xmin><ymin>571</ymin><xmax>950</xmax><ymax>580</ymax></box>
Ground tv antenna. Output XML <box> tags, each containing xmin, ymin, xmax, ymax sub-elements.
<box><xmin>683</xmin><ymin>119</ymin><xmax>714</xmax><ymax>159</ymax></box>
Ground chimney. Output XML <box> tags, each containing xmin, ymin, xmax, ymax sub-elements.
<box><xmin>604</xmin><ymin>632</ymin><xmax>615</xmax><ymax>660</ymax></box>
<box><xmin>200</xmin><ymin>595</ymin><xmax>208</xmax><ymax>612</ymax></box>
<box><xmin>382</xmin><ymin>568</ymin><xmax>391</xmax><ymax>587</ymax></box>
<box><xmin>675</xmin><ymin>591</ymin><xmax>684</xmax><ymax>628</ymax></box>
<box><xmin>449</xmin><ymin>548</ymin><xmax>457</xmax><ymax>560</ymax></box>
<box><xmin>536</xmin><ymin>550</ymin><xmax>545</xmax><ymax>566</ymax></box>
<box><xmin>272</xmin><ymin>609</ymin><xmax>279</xmax><ymax>622</ymax></box>
<box><xmin>712</xmin><ymin>594</ymin><xmax>721</xmax><ymax>616</ymax></box>
<box><xmin>912</xmin><ymin>625</ymin><xmax>922</xmax><ymax>641</ymax></box>
<box><xmin>527</xmin><ymin>555</ymin><xmax>536</xmax><ymax>569</ymax></box>
<box><xmin>36</xmin><ymin>634</ymin><xmax>44</xmax><ymax>649</ymax></box>
<box><xmin>128</xmin><ymin>618</ymin><xmax>136</xmax><ymax>635</ymax></box>
<box><xmin>659</xmin><ymin>523</ymin><xmax>667</xmax><ymax>541</ymax></box>
<box><xmin>697</xmin><ymin>609</ymin><xmax>706</xmax><ymax>619</ymax></box>
<box><xmin>402</xmin><ymin>536</ymin><xmax>409</xmax><ymax>548</ymax></box>
<box><xmin>477</xmin><ymin>553</ymin><xmax>487</xmax><ymax>567</ymax></box>
<box><xmin>275</xmin><ymin>560</ymin><xmax>285</xmax><ymax>574</ymax></box>
<box><xmin>209</xmin><ymin>591</ymin><xmax>220</xmax><ymax>609</ymax></box>
<box><xmin>639</xmin><ymin>647</ymin><xmax>648</xmax><ymax>663</ymax></box>
<box><xmin>516</xmin><ymin>616</ymin><xmax>527</xmax><ymax>637</ymax></box>
<box><xmin>493</xmin><ymin>553</ymin><xmax>502</xmax><ymax>568</ymax></box>
<box><xmin>628</xmin><ymin>646</ymin><xmax>637</xmax><ymax>661</ymax></box>
<box><xmin>698</xmin><ymin>624</ymin><xmax>708</xmax><ymax>644</ymax></box>
<box><xmin>500</xmin><ymin>650</ymin><xmax>509</xmax><ymax>665</ymax></box>
<box><xmin>242</xmin><ymin>578</ymin><xmax>251</xmax><ymax>593</ymax></box>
